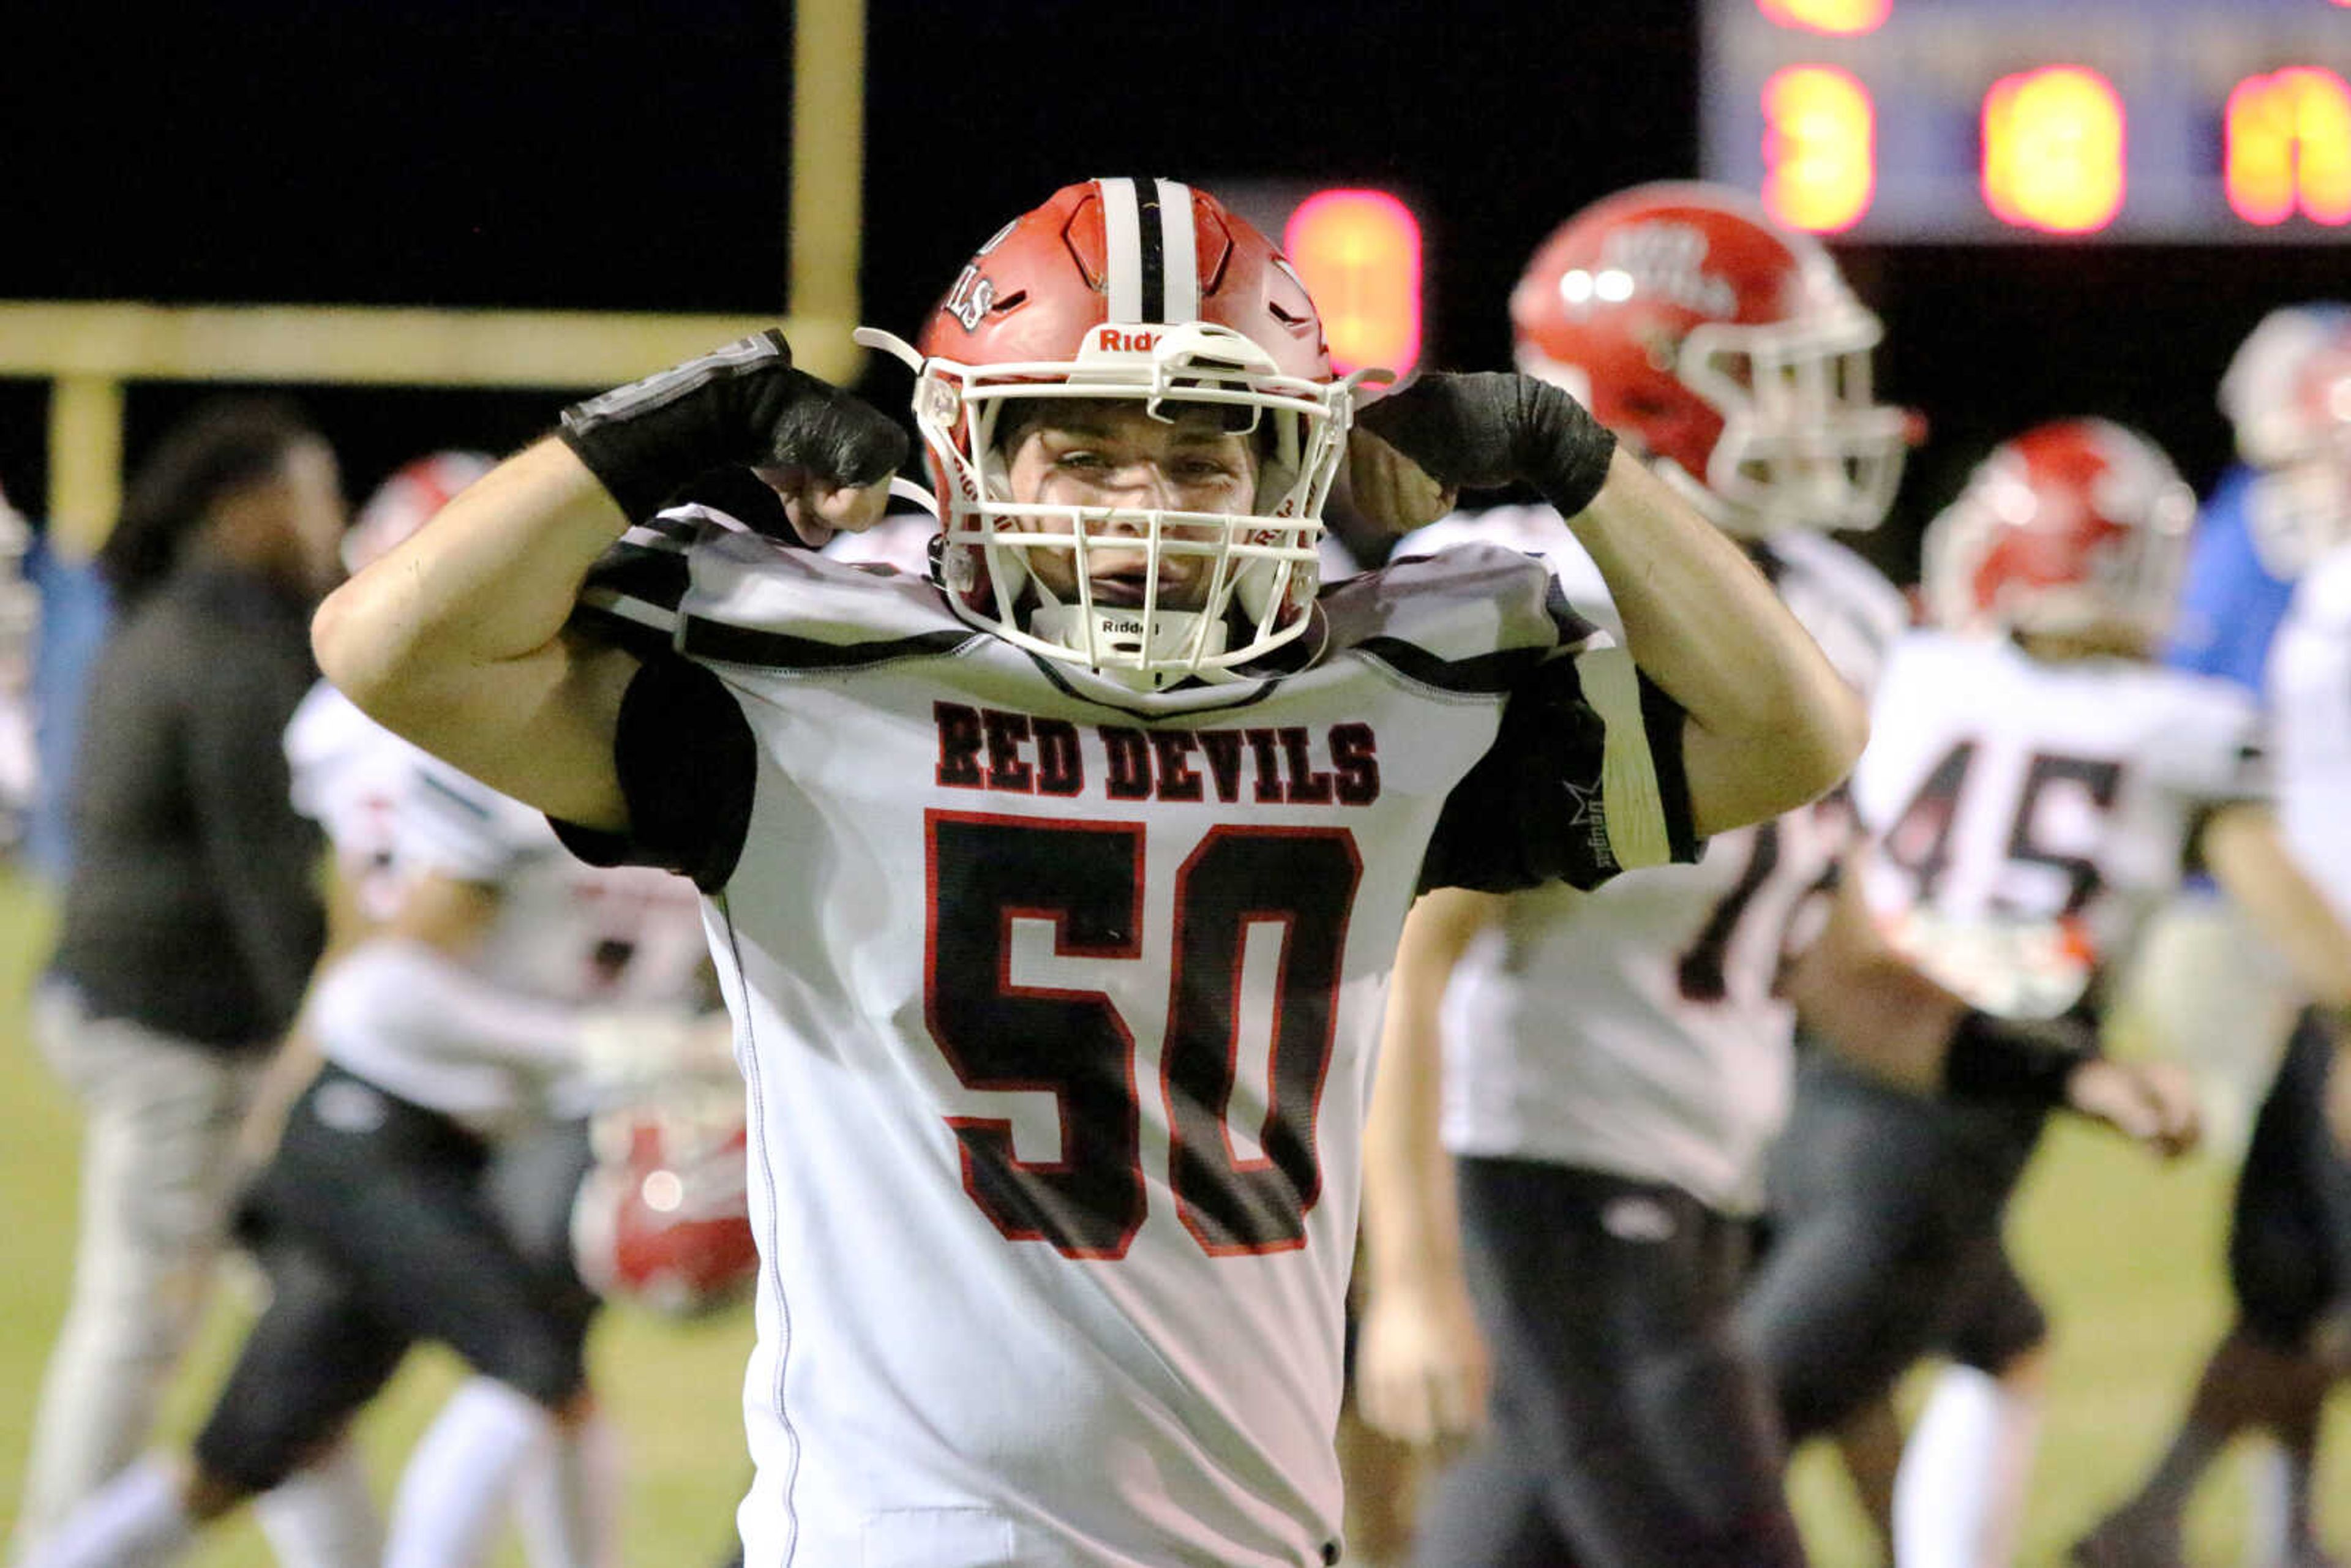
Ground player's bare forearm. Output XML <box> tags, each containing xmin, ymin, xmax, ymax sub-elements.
<box><xmin>313</xmin><ymin>439</ymin><xmax>639</xmax><ymax>829</ymax></box>
<box><xmin>2201</xmin><ymin>802</ymin><xmax>2351</xmax><ymax>1009</ymax></box>
<box><xmin>1791</xmin><ymin>865</ymin><xmax>2198</xmax><ymax>1150</ymax></box>
<box><xmin>1354</xmin><ymin>373</ymin><xmax>1864</xmax><ymax>837</ymax></box>
<box><xmin>321</xmin><ymin>332</ymin><xmax>904</xmax><ymax>833</ymax></box>
<box><xmin>1359</xmin><ymin>889</ymin><xmax>1500</xmax><ymax>1448</ymax></box>
<box><xmin>1784</xmin><ymin>874</ymin><xmax>1960</xmax><ymax>1094</ymax></box>
<box><xmin>1567</xmin><ymin>451</ymin><xmax>1867</xmax><ymax>837</ymax></box>
<box><xmin>1362</xmin><ymin>890</ymin><xmax>1496</xmax><ymax>1291</ymax></box>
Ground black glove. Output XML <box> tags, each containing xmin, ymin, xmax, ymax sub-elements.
<box><xmin>1940</xmin><ymin>1008</ymin><xmax>2098</xmax><ymax>1108</ymax></box>
<box><xmin>1355</xmin><ymin>370</ymin><xmax>1618</xmax><ymax>519</ymax></box>
<box><xmin>557</xmin><ymin>329</ymin><xmax>909</xmax><ymax>523</ymax></box>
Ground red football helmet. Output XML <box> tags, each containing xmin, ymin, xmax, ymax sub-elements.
<box><xmin>2232</xmin><ymin>312</ymin><xmax>2351</xmax><ymax>576</ymax></box>
<box><xmin>2218</xmin><ymin>302</ymin><xmax>2351</xmax><ymax>468</ymax></box>
<box><xmin>1921</xmin><ymin>419</ymin><xmax>2194</xmax><ymax>645</ymax></box>
<box><xmin>1512</xmin><ymin>181</ymin><xmax>1911</xmax><ymax>536</ymax></box>
<box><xmin>571</xmin><ymin>1083</ymin><xmax>757</xmax><ymax>1318</ymax></box>
<box><xmin>857</xmin><ymin>178</ymin><xmax>1374</xmax><ymax>689</ymax></box>
<box><xmin>341</xmin><ymin>449</ymin><xmax>497</xmax><ymax>574</ymax></box>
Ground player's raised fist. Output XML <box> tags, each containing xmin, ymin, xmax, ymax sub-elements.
<box><xmin>558</xmin><ymin>329</ymin><xmax>909</xmax><ymax>528</ymax></box>
<box><xmin>1356</xmin><ymin>370</ymin><xmax>1618</xmax><ymax>519</ymax></box>
<box><xmin>1344</xmin><ymin>424</ymin><xmax>1457</xmax><ymax>535</ymax></box>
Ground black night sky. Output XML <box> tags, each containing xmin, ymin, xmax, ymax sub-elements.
<box><xmin>7</xmin><ymin>0</ymin><xmax>2347</xmax><ymax>574</ymax></box>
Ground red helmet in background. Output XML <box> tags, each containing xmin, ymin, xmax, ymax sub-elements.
<box><xmin>342</xmin><ymin>450</ymin><xmax>497</xmax><ymax>574</ymax></box>
<box><xmin>857</xmin><ymin>177</ymin><xmax>1368</xmax><ymax>690</ymax></box>
<box><xmin>2231</xmin><ymin>313</ymin><xmax>2351</xmax><ymax>576</ymax></box>
<box><xmin>571</xmin><ymin>1081</ymin><xmax>757</xmax><ymax>1318</ymax></box>
<box><xmin>2218</xmin><ymin>302</ymin><xmax>2351</xmax><ymax>468</ymax></box>
<box><xmin>1512</xmin><ymin>181</ymin><xmax>1911</xmax><ymax>536</ymax></box>
<box><xmin>1921</xmin><ymin>419</ymin><xmax>2194</xmax><ymax>645</ymax></box>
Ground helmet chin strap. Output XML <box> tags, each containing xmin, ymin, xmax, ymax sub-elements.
<box><xmin>1027</xmin><ymin>601</ymin><xmax>1230</xmax><ymax>691</ymax></box>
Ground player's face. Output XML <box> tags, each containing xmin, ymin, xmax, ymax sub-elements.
<box><xmin>1003</xmin><ymin>401</ymin><xmax>1259</xmax><ymax>612</ymax></box>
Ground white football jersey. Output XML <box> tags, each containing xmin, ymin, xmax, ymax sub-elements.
<box><xmin>819</xmin><ymin>509</ymin><xmax>939</xmax><ymax>575</ymax></box>
<box><xmin>2270</xmin><ymin>542</ymin><xmax>2351</xmax><ymax>929</ymax></box>
<box><xmin>290</xmin><ymin>686</ymin><xmax>708</xmax><ymax>1125</ymax></box>
<box><xmin>1400</xmin><ymin>506</ymin><xmax>1908</xmax><ymax>1210</ymax></box>
<box><xmin>391</xmin><ymin>757</ymin><xmax>708</xmax><ymax>1011</ymax></box>
<box><xmin>285</xmin><ymin>679</ymin><xmax>425</xmax><ymax>924</ymax></box>
<box><xmin>569</xmin><ymin>511</ymin><xmax>1689</xmax><ymax>1568</ymax></box>
<box><xmin>1855</xmin><ymin>629</ymin><xmax>2265</xmax><ymax>1016</ymax></box>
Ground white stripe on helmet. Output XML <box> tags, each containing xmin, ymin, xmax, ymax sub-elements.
<box><xmin>1098</xmin><ymin>177</ymin><xmax>1144</xmax><ymax>323</ymax></box>
<box><xmin>1155</xmin><ymin>178</ymin><xmax>1199</xmax><ymax>323</ymax></box>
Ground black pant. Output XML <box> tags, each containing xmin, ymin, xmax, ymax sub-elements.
<box><xmin>2231</xmin><ymin>1009</ymin><xmax>2351</xmax><ymax>1350</ymax></box>
<box><xmin>1412</xmin><ymin>1158</ymin><xmax>1804</xmax><ymax>1568</ymax></box>
<box><xmin>1739</xmin><ymin>1054</ymin><xmax>2047</xmax><ymax>1442</ymax></box>
<box><xmin>195</xmin><ymin>1066</ymin><xmax>596</xmax><ymax>1493</ymax></box>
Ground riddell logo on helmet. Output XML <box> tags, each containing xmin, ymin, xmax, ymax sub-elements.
<box><xmin>1088</xmin><ymin>326</ymin><xmax>1161</xmax><ymax>354</ymax></box>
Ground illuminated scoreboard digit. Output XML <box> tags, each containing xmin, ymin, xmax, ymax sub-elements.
<box><xmin>1283</xmin><ymin>190</ymin><xmax>1424</xmax><ymax>377</ymax></box>
<box><xmin>1701</xmin><ymin>0</ymin><xmax>2351</xmax><ymax>239</ymax></box>
<box><xmin>1217</xmin><ymin>182</ymin><xmax>1428</xmax><ymax>377</ymax></box>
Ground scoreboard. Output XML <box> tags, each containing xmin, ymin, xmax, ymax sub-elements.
<box><xmin>1700</xmin><ymin>0</ymin><xmax>2351</xmax><ymax>239</ymax></box>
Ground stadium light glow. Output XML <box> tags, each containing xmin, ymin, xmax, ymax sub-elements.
<box><xmin>1283</xmin><ymin>189</ymin><xmax>1423</xmax><ymax>378</ymax></box>
<box><xmin>1981</xmin><ymin>66</ymin><xmax>2126</xmax><ymax>235</ymax></box>
<box><xmin>1761</xmin><ymin>66</ymin><xmax>1877</xmax><ymax>233</ymax></box>
<box><xmin>1756</xmin><ymin>0</ymin><xmax>1891</xmax><ymax>36</ymax></box>
<box><xmin>2225</xmin><ymin>68</ymin><xmax>2351</xmax><ymax>226</ymax></box>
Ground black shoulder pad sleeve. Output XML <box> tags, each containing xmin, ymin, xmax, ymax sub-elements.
<box><xmin>550</xmin><ymin>654</ymin><xmax>754</xmax><ymax>893</ymax></box>
<box><xmin>1419</xmin><ymin>658</ymin><xmax>1698</xmax><ymax>895</ymax></box>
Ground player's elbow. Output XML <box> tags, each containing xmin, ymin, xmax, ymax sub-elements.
<box><xmin>1684</xmin><ymin>678</ymin><xmax>1866</xmax><ymax>837</ymax></box>
<box><xmin>312</xmin><ymin>578</ymin><xmax>387</xmax><ymax>713</ymax></box>
<box><xmin>312</xmin><ymin>570</ymin><xmax>437</xmax><ymax>733</ymax></box>
<box><xmin>1790</xmin><ymin>673</ymin><xmax>1870</xmax><ymax>801</ymax></box>
<box><xmin>1773</xmin><ymin>679</ymin><xmax>1869</xmax><ymax>818</ymax></box>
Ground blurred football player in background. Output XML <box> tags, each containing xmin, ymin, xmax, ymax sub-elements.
<box><xmin>1354</xmin><ymin>185</ymin><xmax>2199</xmax><ymax>1568</ymax></box>
<box><xmin>237</xmin><ymin>451</ymin><xmax>499</xmax><ymax>1568</ymax></box>
<box><xmin>2077</xmin><ymin>311</ymin><xmax>2351</xmax><ymax>1568</ymax></box>
<box><xmin>1741</xmin><ymin>416</ymin><xmax>2351</xmax><ymax>1568</ymax></box>
<box><xmin>307</xmin><ymin>173</ymin><xmax>1866</xmax><ymax>1567</ymax></box>
<box><xmin>21</xmin><ymin>454</ymin><xmax>749</xmax><ymax>1568</ymax></box>
<box><xmin>14</xmin><ymin>402</ymin><xmax>343</xmax><ymax>1559</ymax></box>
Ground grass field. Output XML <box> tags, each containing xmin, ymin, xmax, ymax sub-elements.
<box><xmin>1</xmin><ymin>860</ymin><xmax>2343</xmax><ymax>1566</ymax></box>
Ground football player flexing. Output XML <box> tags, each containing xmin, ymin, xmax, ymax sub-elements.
<box><xmin>1352</xmin><ymin>186</ymin><xmax>2197</xmax><ymax>1568</ymax></box>
<box><xmin>301</xmin><ymin>176</ymin><xmax>1861</xmax><ymax>1568</ymax></box>
<box><xmin>2077</xmin><ymin>312</ymin><xmax>2351</xmax><ymax>1568</ymax></box>
<box><xmin>1740</xmin><ymin>418</ymin><xmax>2351</xmax><ymax>1568</ymax></box>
